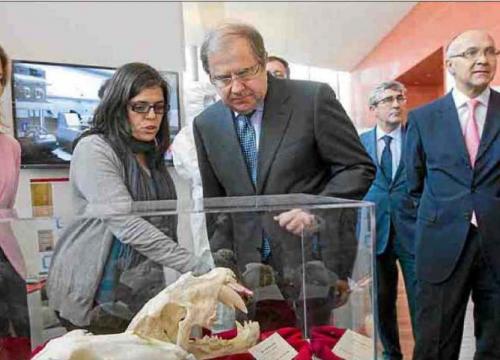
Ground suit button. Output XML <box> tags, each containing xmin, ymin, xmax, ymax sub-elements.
<box><xmin>464</xmin><ymin>211</ymin><xmax>470</xmax><ymax>220</ymax></box>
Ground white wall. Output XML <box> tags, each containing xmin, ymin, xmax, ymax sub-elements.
<box><xmin>0</xmin><ymin>2</ymin><xmax>185</xmax><ymax>217</ymax></box>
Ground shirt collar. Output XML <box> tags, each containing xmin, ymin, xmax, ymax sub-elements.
<box><xmin>452</xmin><ymin>86</ymin><xmax>491</xmax><ymax>109</ymax></box>
<box><xmin>234</xmin><ymin>102</ymin><xmax>264</xmax><ymax>119</ymax></box>
<box><xmin>376</xmin><ymin>124</ymin><xmax>402</xmax><ymax>142</ymax></box>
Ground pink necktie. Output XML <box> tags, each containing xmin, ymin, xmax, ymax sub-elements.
<box><xmin>465</xmin><ymin>99</ymin><xmax>480</xmax><ymax>226</ymax></box>
<box><xmin>465</xmin><ymin>99</ymin><xmax>480</xmax><ymax>167</ymax></box>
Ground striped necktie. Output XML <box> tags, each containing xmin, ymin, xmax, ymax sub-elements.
<box><xmin>235</xmin><ymin>112</ymin><xmax>271</xmax><ymax>259</ymax></box>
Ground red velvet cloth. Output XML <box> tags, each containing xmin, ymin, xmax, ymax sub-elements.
<box><xmin>0</xmin><ymin>337</ymin><xmax>31</xmax><ymax>360</ymax></box>
<box><xmin>30</xmin><ymin>326</ymin><xmax>348</xmax><ymax>360</ymax></box>
<box><xmin>210</xmin><ymin>325</ymin><xmax>346</xmax><ymax>360</ymax></box>
<box><xmin>30</xmin><ymin>343</ymin><xmax>46</xmax><ymax>359</ymax></box>
<box><xmin>309</xmin><ymin>326</ymin><xmax>346</xmax><ymax>360</ymax></box>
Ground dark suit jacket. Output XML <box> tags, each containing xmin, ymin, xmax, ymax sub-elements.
<box><xmin>360</xmin><ymin>127</ymin><xmax>416</xmax><ymax>255</ymax></box>
<box><xmin>405</xmin><ymin>90</ymin><xmax>500</xmax><ymax>283</ymax></box>
<box><xmin>194</xmin><ymin>76</ymin><xmax>376</xmax><ymax>278</ymax></box>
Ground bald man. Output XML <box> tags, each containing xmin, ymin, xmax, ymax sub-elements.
<box><xmin>406</xmin><ymin>29</ymin><xmax>500</xmax><ymax>359</ymax></box>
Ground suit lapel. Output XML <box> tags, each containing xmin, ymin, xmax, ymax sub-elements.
<box><xmin>256</xmin><ymin>77</ymin><xmax>292</xmax><ymax>194</ymax></box>
<box><xmin>365</xmin><ymin>128</ymin><xmax>378</xmax><ymax>165</ymax></box>
<box><xmin>477</xmin><ymin>89</ymin><xmax>500</xmax><ymax>162</ymax></box>
<box><xmin>439</xmin><ymin>92</ymin><xmax>471</xmax><ymax>164</ymax></box>
<box><xmin>215</xmin><ymin>104</ymin><xmax>256</xmax><ymax>192</ymax></box>
<box><xmin>366</xmin><ymin>128</ymin><xmax>390</xmax><ymax>189</ymax></box>
<box><xmin>392</xmin><ymin>127</ymin><xmax>406</xmax><ymax>186</ymax></box>
<box><xmin>372</xmin><ymin>127</ymin><xmax>393</xmax><ymax>186</ymax></box>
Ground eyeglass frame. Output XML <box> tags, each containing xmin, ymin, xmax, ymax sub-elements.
<box><xmin>210</xmin><ymin>62</ymin><xmax>263</xmax><ymax>88</ymax></box>
<box><xmin>448</xmin><ymin>46</ymin><xmax>500</xmax><ymax>61</ymax></box>
<box><xmin>374</xmin><ymin>94</ymin><xmax>407</xmax><ymax>106</ymax></box>
<box><xmin>128</xmin><ymin>101</ymin><xmax>170</xmax><ymax>115</ymax></box>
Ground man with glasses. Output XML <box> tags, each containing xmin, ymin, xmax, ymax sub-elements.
<box><xmin>406</xmin><ymin>29</ymin><xmax>500</xmax><ymax>359</ymax></box>
<box><xmin>266</xmin><ymin>55</ymin><xmax>290</xmax><ymax>79</ymax></box>
<box><xmin>360</xmin><ymin>81</ymin><xmax>416</xmax><ymax>360</ymax></box>
<box><xmin>193</xmin><ymin>22</ymin><xmax>375</xmax><ymax>326</ymax></box>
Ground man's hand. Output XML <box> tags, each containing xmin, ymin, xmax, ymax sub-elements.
<box><xmin>273</xmin><ymin>208</ymin><xmax>316</xmax><ymax>236</ymax></box>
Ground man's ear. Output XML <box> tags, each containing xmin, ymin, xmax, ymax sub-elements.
<box><xmin>445</xmin><ymin>59</ymin><xmax>455</xmax><ymax>76</ymax></box>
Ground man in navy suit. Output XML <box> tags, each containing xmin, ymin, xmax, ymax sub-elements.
<box><xmin>406</xmin><ymin>30</ymin><xmax>500</xmax><ymax>359</ymax></box>
<box><xmin>360</xmin><ymin>81</ymin><xmax>416</xmax><ymax>360</ymax></box>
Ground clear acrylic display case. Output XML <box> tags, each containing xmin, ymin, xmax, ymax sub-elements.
<box><xmin>0</xmin><ymin>194</ymin><xmax>377</xmax><ymax>359</ymax></box>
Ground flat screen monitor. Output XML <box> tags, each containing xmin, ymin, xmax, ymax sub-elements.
<box><xmin>11</xmin><ymin>60</ymin><xmax>181</xmax><ymax>168</ymax></box>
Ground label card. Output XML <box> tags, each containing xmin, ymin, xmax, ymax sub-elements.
<box><xmin>248</xmin><ymin>333</ymin><xmax>298</xmax><ymax>360</ymax></box>
<box><xmin>332</xmin><ymin>329</ymin><xmax>374</xmax><ymax>360</ymax></box>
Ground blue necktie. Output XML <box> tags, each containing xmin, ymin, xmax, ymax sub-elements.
<box><xmin>235</xmin><ymin>113</ymin><xmax>258</xmax><ymax>184</ymax></box>
<box><xmin>381</xmin><ymin>135</ymin><xmax>393</xmax><ymax>182</ymax></box>
<box><xmin>235</xmin><ymin>113</ymin><xmax>271</xmax><ymax>260</ymax></box>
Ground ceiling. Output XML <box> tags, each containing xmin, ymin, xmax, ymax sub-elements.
<box><xmin>183</xmin><ymin>2</ymin><xmax>417</xmax><ymax>71</ymax></box>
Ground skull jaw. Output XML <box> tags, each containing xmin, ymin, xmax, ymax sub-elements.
<box><xmin>187</xmin><ymin>321</ymin><xmax>260</xmax><ymax>360</ymax></box>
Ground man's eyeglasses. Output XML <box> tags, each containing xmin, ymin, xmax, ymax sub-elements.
<box><xmin>375</xmin><ymin>95</ymin><xmax>407</xmax><ymax>106</ymax></box>
<box><xmin>448</xmin><ymin>47</ymin><xmax>500</xmax><ymax>61</ymax></box>
<box><xmin>128</xmin><ymin>101</ymin><xmax>169</xmax><ymax>115</ymax></box>
<box><xmin>210</xmin><ymin>63</ymin><xmax>262</xmax><ymax>88</ymax></box>
<box><xmin>269</xmin><ymin>70</ymin><xmax>286</xmax><ymax>79</ymax></box>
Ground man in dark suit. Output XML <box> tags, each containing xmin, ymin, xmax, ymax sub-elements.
<box><xmin>193</xmin><ymin>22</ymin><xmax>375</xmax><ymax>319</ymax></box>
<box><xmin>406</xmin><ymin>30</ymin><xmax>500</xmax><ymax>359</ymax></box>
<box><xmin>360</xmin><ymin>81</ymin><xmax>416</xmax><ymax>360</ymax></box>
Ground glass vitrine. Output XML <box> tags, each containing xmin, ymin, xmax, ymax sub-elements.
<box><xmin>0</xmin><ymin>194</ymin><xmax>377</xmax><ymax>359</ymax></box>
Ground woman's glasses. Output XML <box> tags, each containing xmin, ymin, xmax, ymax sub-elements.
<box><xmin>128</xmin><ymin>101</ymin><xmax>169</xmax><ymax>115</ymax></box>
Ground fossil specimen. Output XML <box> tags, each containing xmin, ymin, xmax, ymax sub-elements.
<box><xmin>33</xmin><ymin>268</ymin><xmax>260</xmax><ymax>360</ymax></box>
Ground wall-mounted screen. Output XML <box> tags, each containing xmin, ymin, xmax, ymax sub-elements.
<box><xmin>11</xmin><ymin>60</ymin><xmax>181</xmax><ymax>168</ymax></box>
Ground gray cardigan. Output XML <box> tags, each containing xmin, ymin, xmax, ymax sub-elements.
<box><xmin>47</xmin><ymin>135</ymin><xmax>197</xmax><ymax>326</ymax></box>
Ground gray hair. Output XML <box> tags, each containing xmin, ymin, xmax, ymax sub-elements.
<box><xmin>200</xmin><ymin>22</ymin><xmax>267</xmax><ymax>75</ymax></box>
<box><xmin>369</xmin><ymin>80</ymin><xmax>407</xmax><ymax>107</ymax></box>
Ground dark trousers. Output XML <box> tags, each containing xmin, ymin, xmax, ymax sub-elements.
<box><xmin>0</xmin><ymin>248</ymin><xmax>30</xmax><ymax>338</ymax></box>
<box><xmin>376</xmin><ymin>227</ymin><xmax>417</xmax><ymax>360</ymax></box>
<box><xmin>413</xmin><ymin>226</ymin><xmax>500</xmax><ymax>360</ymax></box>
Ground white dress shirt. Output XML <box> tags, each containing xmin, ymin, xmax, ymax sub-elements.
<box><xmin>376</xmin><ymin>124</ymin><xmax>402</xmax><ymax>180</ymax></box>
<box><xmin>452</xmin><ymin>87</ymin><xmax>490</xmax><ymax>138</ymax></box>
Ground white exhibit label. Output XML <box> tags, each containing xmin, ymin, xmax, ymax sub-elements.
<box><xmin>248</xmin><ymin>332</ymin><xmax>298</xmax><ymax>360</ymax></box>
<box><xmin>332</xmin><ymin>329</ymin><xmax>374</xmax><ymax>360</ymax></box>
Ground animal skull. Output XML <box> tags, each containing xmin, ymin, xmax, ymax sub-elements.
<box><xmin>32</xmin><ymin>330</ymin><xmax>195</xmax><ymax>360</ymax></box>
<box><xmin>128</xmin><ymin>267</ymin><xmax>260</xmax><ymax>359</ymax></box>
<box><xmin>33</xmin><ymin>268</ymin><xmax>260</xmax><ymax>360</ymax></box>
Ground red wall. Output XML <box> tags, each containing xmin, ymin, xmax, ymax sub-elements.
<box><xmin>404</xmin><ymin>85</ymin><xmax>443</xmax><ymax>113</ymax></box>
<box><xmin>351</xmin><ymin>3</ymin><xmax>500</xmax><ymax>128</ymax></box>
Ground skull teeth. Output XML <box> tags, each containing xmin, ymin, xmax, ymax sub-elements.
<box><xmin>219</xmin><ymin>285</ymin><xmax>248</xmax><ymax>314</ymax></box>
<box><xmin>188</xmin><ymin>320</ymin><xmax>258</xmax><ymax>347</ymax></box>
